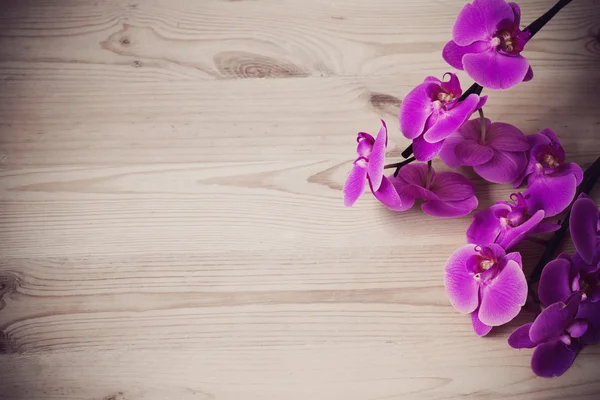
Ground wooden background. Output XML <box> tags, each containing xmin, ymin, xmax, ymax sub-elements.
<box><xmin>1</xmin><ymin>0</ymin><xmax>600</xmax><ymax>399</ymax></box>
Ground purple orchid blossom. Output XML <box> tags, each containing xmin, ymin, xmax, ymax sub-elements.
<box><xmin>443</xmin><ymin>0</ymin><xmax>533</xmax><ymax>90</ymax></box>
<box><xmin>516</xmin><ymin>129</ymin><xmax>583</xmax><ymax>217</ymax></box>
<box><xmin>440</xmin><ymin>117</ymin><xmax>530</xmax><ymax>183</ymax></box>
<box><xmin>389</xmin><ymin>163</ymin><xmax>478</xmax><ymax>217</ymax></box>
<box><xmin>343</xmin><ymin>121</ymin><xmax>411</xmax><ymax>211</ymax></box>
<box><xmin>466</xmin><ymin>192</ymin><xmax>558</xmax><ymax>250</ymax></box>
<box><xmin>445</xmin><ymin>243</ymin><xmax>526</xmax><ymax>336</ymax></box>
<box><xmin>399</xmin><ymin>73</ymin><xmax>486</xmax><ymax>162</ymax></box>
<box><xmin>509</xmin><ymin>293</ymin><xmax>586</xmax><ymax>378</ymax></box>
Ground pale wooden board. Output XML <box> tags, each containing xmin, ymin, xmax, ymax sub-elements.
<box><xmin>1</xmin><ymin>0</ymin><xmax>600</xmax><ymax>399</ymax></box>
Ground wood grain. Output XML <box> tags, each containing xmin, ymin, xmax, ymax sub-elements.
<box><xmin>1</xmin><ymin>0</ymin><xmax>600</xmax><ymax>399</ymax></box>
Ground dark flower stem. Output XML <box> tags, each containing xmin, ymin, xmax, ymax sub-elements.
<box><xmin>384</xmin><ymin>156</ymin><xmax>416</xmax><ymax>177</ymax></box>
<box><xmin>524</xmin><ymin>0</ymin><xmax>573</xmax><ymax>39</ymax></box>
<box><xmin>528</xmin><ymin>156</ymin><xmax>600</xmax><ymax>288</ymax></box>
<box><xmin>399</xmin><ymin>0</ymin><xmax>573</xmax><ymax>159</ymax></box>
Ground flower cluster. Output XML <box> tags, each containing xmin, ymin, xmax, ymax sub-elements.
<box><xmin>340</xmin><ymin>0</ymin><xmax>597</xmax><ymax>379</ymax></box>
<box><xmin>509</xmin><ymin>195</ymin><xmax>600</xmax><ymax>377</ymax></box>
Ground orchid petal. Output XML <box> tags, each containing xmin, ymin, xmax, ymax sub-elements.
<box><xmin>466</xmin><ymin>205</ymin><xmax>505</xmax><ymax>246</ymax></box>
<box><xmin>576</xmin><ymin>301</ymin><xmax>600</xmax><ymax>345</ymax></box>
<box><xmin>525</xmin><ymin>173</ymin><xmax>577</xmax><ymax>218</ymax></box>
<box><xmin>552</xmin><ymin>162</ymin><xmax>584</xmax><ymax>185</ymax></box>
<box><xmin>473</xmin><ymin>150</ymin><xmax>528</xmax><ymax>184</ymax></box>
<box><xmin>368</xmin><ymin>121</ymin><xmax>387</xmax><ymax>191</ymax></box>
<box><xmin>430</xmin><ymin>171</ymin><xmax>475</xmax><ymax>202</ymax></box>
<box><xmin>422</xmin><ymin>195</ymin><xmax>478</xmax><ymax>218</ymax></box>
<box><xmin>438</xmin><ymin>132</ymin><xmax>464</xmax><ymax>168</ymax></box>
<box><xmin>523</xmin><ymin>66</ymin><xmax>534</xmax><ymax>82</ymax></box>
<box><xmin>478</xmin><ymin>260</ymin><xmax>527</xmax><ymax>326</ymax></box>
<box><xmin>486</xmin><ymin>123</ymin><xmax>530</xmax><ymax>151</ymax></box>
<box><xmin>442</xmin><ymin>40</ymin><xmax>489</xmax><ymax>70</ymax></box>
<box><xmin>440</xmin><ymin>73</ymin><xmax>462</xmax><ymax>98</ymax></box>
<box><xmin>396</xmin><ymin>162</ymin><xmax>429</xmax><ymax>186</ymax></box>
<box><xmin>423</xmin><ymin>94</ymin><xmax>480</xmax><ymax>143</ymax></box>
<box><xmin>530</xmin><ymin>294</ymin><xmax>581</xmax><ymax>343</ymax></box>
<box><xmin>538</xmin><ymin>258</ymin><xmax>574</xmax><ymax>307</ymax></box>
<box><xmin>499</xmin><ymin>209</ymin><xmax>545</xmax><ymax>250</ymax></box>
<box><xmin>531</xmin><ymin>221</ymin><xmax>560</xmax><ymax>234</ymax></box>
<box><xmin>370</xmin><ymin>176</ymin><xmax>410</xmax><ymax>211</ymax></box>
<box><xmin>444</xmin><ymin>244</ymin><xmax>480</xmax><ymax>314</ymax></box>
<box><xmin>472</xmin><ymin>307</ymin><xmax>493</xmax><ymax>337</ymax></box>
<box><xmin>531</xmin><ymin>341</ymin><xmax>578</xmax><ymax>378</ymax></box>
<box><xmin>399</xmin><ymin>83</ymin><xmax>435</xmax><ymax>139</ymax></box>
<box><xmin>452</xmin><ymin>0</ymin><xmax>514</xmax><ymax>46</ymax></box>
<box><xmin>463</xmin><ymin>49</ymin><xmax>530</xmax><ymax>91</ymax></box>
<box><xmin>566</xmin><ymin>319</ymin><xmax>588</xmax><ymax>338</ymax></box>
<box><xmin>504</xmin><ymin>251</ymin><xmax>523</xmax><ymax>268</ymax></box>
<box><xmin>508</xmin><ymin>323</ymin><xmax>536</xmax><ymax>348</ymax></box>
<box><xmin>454</xmin><ymin>141</ymin><xmax>495</xmax><ymax>166</ymax></box>
<box><xmin>343</xmin><ymin>164</ymin><xmax>367</xmax><ymax>207</ymax></box>
<box><xmin>413</xmin><ymin>135</ymin><xmax>444</xmax><ymax>161</ymax></box>
<box><xmin>570</xmin><ymin>196</ymin><xmax>599</xmax><ymax>265</ymax></box>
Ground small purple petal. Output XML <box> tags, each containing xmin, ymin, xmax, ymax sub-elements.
<box><xmin>466</xmin><ymin>204</ymin><xmax>507</xmax><ymax>246</ymax></box>
<box><xmin>499</xmin><ymin>209</ymin><xmax>545</xmax><ymax>250</ymax></box>
<box><xmin>473</xmin><ymin>151</ymin><xmax>528</xmax><ymax>184</ymax></box>
<box><xmin>395</xmin><ymin>162</ymin><xmax>429</xmax><ymax>186</ymax></box>
<box><xmin>422</xmin><ymin>195</ymin><xmax>478</xmax><ymax>218</ymax></box>
<box><xmin>525</xmin><ymin>173</ymin><xmax>577</xmax><ymax>218</ymax></box>
<box><xmin>343</xmin><ymin>164</ymin><xmax>367</xmax><ymax>207</ymax></box>
<box><xmin>478</xmin><ymin>260</ymin><xmax>527</xmax><ymax>326</ymax></box>
<box><xmin>508</xmin><ymin>323</ymin><xmax>536</xmax><ymax>348</ymax></box>
<box><xmin>463</xmin><ymin>49</ymin><xmax>530</xmax><ymax>91</ymax></box>
<box><xmin>399</xmin><ymin>83</ymin><xmax>435</xmax><ymax>139</ymax></box>
<box><xmin>430</xmin><ymin>171</ymin><xmax>475</xmax><ymax>202</ymax></box>
<box><xmin>423</xmin><ymin>94</ymin><xmax>480</xmax><ymax>143</ymax></box>
<box><xmin>486</xmin><ymin>123</ymin><xmax>530</xmax><ymax>151</ymax></box>
<box><xmin>531</xmin><ymin>221</ymin><xmax>561</xmax><ymax>234</ymax></box>
<box><xmin>368</xmin><ymin>121</ymin><xmax>387</xmax><ymax>191</ymax></box>
<box><xmin>413</xmin><ymin>135</ymin><xmax>444</xmax><ymax>161</ymax></box>
<box><xmin>529</xmin><ymin>294</ymin><xmax>581</xmax><ymax>343</ymax></box>
<box><xmin>440</xmin><ymin>73</ymin><xmax>462</xmax><ymax>98</ymax></box>
<box><xmin>570</xmin><ymin>196</ymin><xmax>599</xmax><ymax>265</ymax></box>
<box><xmin>531</xmin><ymin>341</ymin><xmax>578</xmax><ymax>378</ymax></box>
<box><xmin>538</xmin><ymin>258</ymin><xmax>574</xmax><ymax>307</ymax></box>
<box><xmin>472</xmin><ymin>307</ymin><xmax>493</xmax><ymax>337</ymax></box>
<box><xmin>452</xmin><ymin>0</ymin><xmax>514</xmax><ymax>46</ymax></box>
<box><xmin>552</xmin><ymin>162</ymin><xmax>584</xmax><ymax>186</ymax></box>
<box><xmin>523</xmin><ymin>66</ymin><xmax>534</xmax><ymax>82</ymax></box>
<box><xmin>442</xmin><ymin>40</ymin><xmax>489</xmax><ymax>70</ymax></box>
<box><xmin>444</xmin><ymin>244</ymin><xmax>480</xmax><ymax>314</ymax></box>
<box><xmin>504</xmin><ymin>251</ymin><xmax>523</xmax><ymax>268</ymax></box>
<box><xmin>566</xmin><ymin>319</ymin><xmax>588</xmax><ymax>338</ymax></box>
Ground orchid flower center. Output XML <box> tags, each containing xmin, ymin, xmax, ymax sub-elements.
<box><xmin>437</xmin><ymin>92</ymin><xmax>454</xmax><ymax>103</ymax></box>
<box><xmin>542</xmin><ymin>153</ymin><xmax>560</xmax><ymax>168</ymax></box>
<box><xmin>497</xmin><ymin>31</ymin><xmax>515</xmax><ymax>53</ymax></box>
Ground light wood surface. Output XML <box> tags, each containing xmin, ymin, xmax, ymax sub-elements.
<box><xmin>1</xmin><ymin>0</ymin><xmax>600</xmax><ymax>399</ymax></box>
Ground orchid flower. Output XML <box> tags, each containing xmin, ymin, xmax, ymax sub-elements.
<box><xmin>466</xmin><ymin>192</ymin><xmax>558</xmax><ymax>250</ymax></box>
<box><xmin>389</xmin><ymin>163</ymin><xmax>478</xmax><ymax>217</ymax></box>
<box><xmin>509</xmin><ymin>293</ymin><xmax>586</xmax><ymax>378</ymax></box>
<box><xmin>443</xmin><ymin>0</ymin><xmax>533</xmax><ymax>90</ymax></box>
<box><xmin>439</xmin><ymin>117</ymin><xmax>529</xmax><ymax>183</ymax></box>
<box><xmin>399</xmin><ymin>73</ymin><xmax>486</xmax><ymax>161</ymax></box>
<box><xmin>343</xmin><ymin>121</ymin><xmax>411</xmax><ymax>211</ymax></box>
<box><xmin>445</xmin><ymin>243</ymin><xmax>526</xmax><ymax>336</ymax></box>
<box><xmin>517</xmin><ymin>129</ymin><xmax>583</xmax><ymax>217</ymax></box>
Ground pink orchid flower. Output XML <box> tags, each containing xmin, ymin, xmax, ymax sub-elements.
<box><xmin>399</xmin><ymin>73</ymin><xmax>486</xmax><ymax>161</ymax></box>
<box><xmin>466</xmin><ymin>192</ymin><xmax>559</xmax><ymax>250</ymax></box>
<box><xmin>517</xmin><ymin>129</ymin><xmax>583</xmax><ymax>217</ymax></box>
<box><xmin>390</xmin><ymin>163</ymin><xmax>478</xmax><ymax>218</ymax></box>
<box><xmin>440</xmin><ymin>117</ymin><xmax>530</xmax><ymax>183</ymax></box>
<box><xmin>443</xmin><ymin>0</ymin><xmax>533</xmax><ymax>90</ymax></box>
<box><xmin>343</xmin><ymin>121</ymin><xmax>409</xmax><ymax>211</ymax></box>
<box><xmin>445</xmin><ymin>243</ymin><xmax>527</xmax><ymax>336</ymax></box>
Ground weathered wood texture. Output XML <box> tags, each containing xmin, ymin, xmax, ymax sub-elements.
<box><xmin>1</xmin><ymin>0</ymin><xmax>600</xmax><ymax>399</ymax></box>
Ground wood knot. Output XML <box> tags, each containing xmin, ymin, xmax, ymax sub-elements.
<box><xmin>132</xmin><ymin>60</ymin><xmax>142</xmax><ymax>68</ymax></box>
<box><xmin>369</xmin><ymin>92</ymin><xmax>402</xmax><ymax>117</ymax></box>
<box><xmin>214</xmin><ymin>51</ymin><xmax>310</xmax><ymax>79</ymax></box>
<box><xmin>103</xmin><ymin>392</ymin><xmax>126</xmax><ymax>400</ymax></box>
<box><xmin>119</xmin><ymin>37</ymin><xmax>131</xmax><ymax>46</ymax></box>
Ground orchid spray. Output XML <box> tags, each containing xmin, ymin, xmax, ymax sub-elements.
<box><xmin>342</xmin><ymin>0</ymin><xmax>600</xmax><ymax>378</ymax></box>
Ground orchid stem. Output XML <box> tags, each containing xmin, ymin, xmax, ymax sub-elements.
<box><xmin>384</xmin><ymin>156</ymin><xmax>417</xmax><ymax>177</ymax></box>
<box><xmin>525</xmin><ymin>0</ymin><xmax>573</xmax><ymax>39</ymax></box>
<box><xmin>528</xmin><ymin>156</ymin><xmax>600</xmax><ymax>292</ymax></box>
<box><xmin>478</xmin><ymin>108</ymin><xmax>486</xmax><ymax>143</ymax></box>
